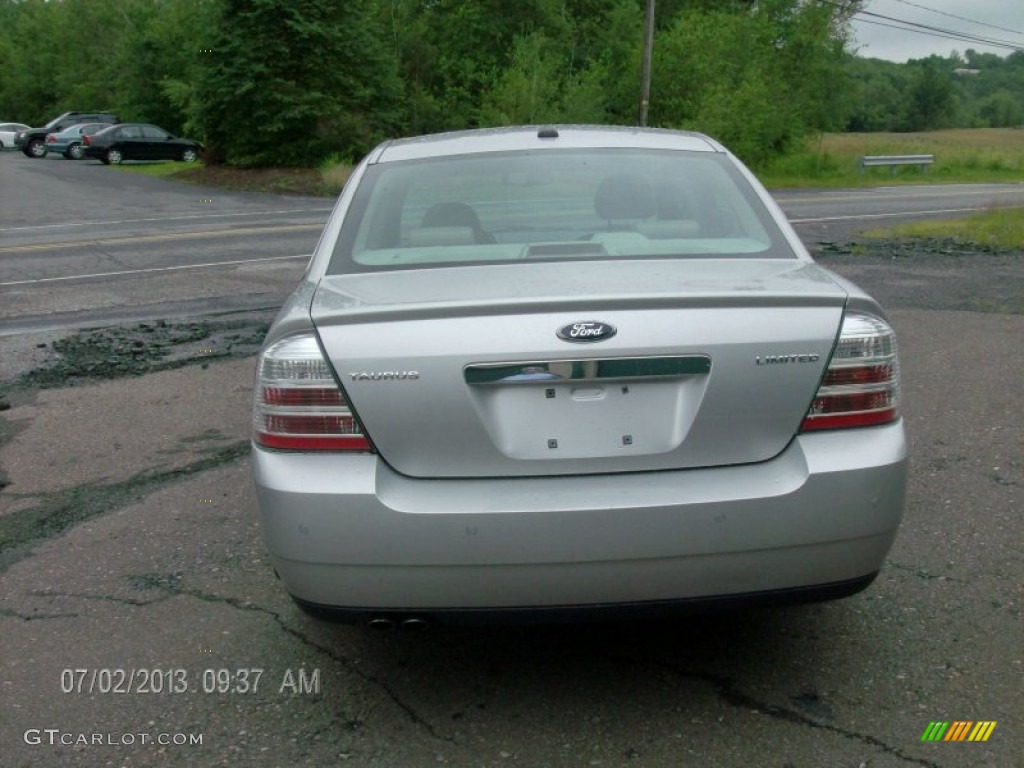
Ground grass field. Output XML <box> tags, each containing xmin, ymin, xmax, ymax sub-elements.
<box><xmin>757</xmin><ymin>128</ymin><xmax>1024</xmax><ymax>188</ymax></box>
<box><xmin>862</xmin><ymin>205</ymin><xmax>1024</xmax><ymax>248</ymax></box>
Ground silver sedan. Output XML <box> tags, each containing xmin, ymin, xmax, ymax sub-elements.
<box><xmin>252</xmin><ymin>126</ymin><xmax>907</xmax><ymax>627</ymax></box>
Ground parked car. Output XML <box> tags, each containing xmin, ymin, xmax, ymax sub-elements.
<box><xmin>252</xmin><ymin>125</ymin><xmax>908</xmax><ymax>627</ymax></box>
<box><xmin>16</xmin><ymin>111</ymin><xmax>119</xmax><ymax>157</ymax></box>
<box><xmin>83</xmin><ymin>122</ymin><xmax>202</xmax><ymax>164</ymax></box>
<box><xmin>45</xmin><ymin>122</ymin><xmax>110</xmax><ymax>159</ymax></box>
<box><xmin>0</xmin><ymin>122</ymin><xmax>30</xmax><ymax>150</ymax></box>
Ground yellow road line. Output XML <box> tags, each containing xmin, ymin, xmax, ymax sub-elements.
<box><xmin>0</xmin><ymin>223</ymin><xmax>320</xmax><ymax>254</ymax></box>
<box><xmin>0</xmin><ymin>254</ymin><xmax>309</xmax><ymax>287</ymax></box>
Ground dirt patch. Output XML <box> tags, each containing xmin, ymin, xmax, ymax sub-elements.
<box><xmin>812</xmin><ymin>236</ymin><xmax>1024</xmax><ymax>315</ymax></box>
<box><xmin>13</xmin><ymin>318</ymin><xmax>268</xmax><ymax>390</ymax></box>
<box><xmin>172</xmin><ymin>165</ymin><xmax>337</xmax><ymax>197</ymax></box>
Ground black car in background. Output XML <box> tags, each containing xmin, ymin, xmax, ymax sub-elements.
<box><xmin>16</xmin><ymin>111</ymin><xmax>119</xmax><ymax>157</ymax></box>
<box><xmin>83</xmin><ymin>123</ymin><xmax>203</xmax><ymax>164</ymax></box>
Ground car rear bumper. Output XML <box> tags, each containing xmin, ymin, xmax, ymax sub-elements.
<box><xmin>253</xmin><ymin>421</ymin><xmax>907</xmax><ymax>617</ymax></box>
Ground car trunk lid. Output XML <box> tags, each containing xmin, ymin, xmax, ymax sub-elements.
<box><xmin>311</xmin><ymin>259</ymin><xmax>847</xmax><ymax>478</ymax></box>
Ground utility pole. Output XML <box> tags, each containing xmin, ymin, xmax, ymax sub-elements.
<box><xmin>638</xmin><ymin>0</ymin><xmax>656</xmax><ymax>126</ymax></box>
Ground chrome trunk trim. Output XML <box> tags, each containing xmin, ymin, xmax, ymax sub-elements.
<box><xmin>464</xmin><ymin>355</ymin><xmax>711</xmax><ymax>385</ymax></box>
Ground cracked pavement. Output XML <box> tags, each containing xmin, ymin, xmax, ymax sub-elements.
<box><xmin>1</xmin><ymin>254</ymin><xmax>1022</xmax><ymax>766</ymax></box>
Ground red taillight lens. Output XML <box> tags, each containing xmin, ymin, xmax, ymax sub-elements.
<box><xmin>253</xmin><ymin>334</ymin><xmax>373</xmax><ymax>451</ymax></box>
<box><xmin>45</xmin><ymin>134</ymin><xmax>56</xmax><ymax>143</ymax></box>
<box><xmin>801</xmin><ymin>313</ymin><xmax>900</xmax><ymax>431</ymax></box>
<box><xmin>83</xmin><ymin>135</ymin><xmax>92</xmax><ymax>145</ymax></box>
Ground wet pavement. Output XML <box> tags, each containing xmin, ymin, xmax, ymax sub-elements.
<box><xmin>0</xmin><ymin>239</ymin><xmax>1021</xmax><ymax>766</ymax></box>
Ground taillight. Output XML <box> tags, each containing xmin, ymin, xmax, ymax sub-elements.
<box><xmin>801</xmin><ymin>312</ymin><xmax>899</xmax><ymax>431</ymax></box>
<box><xmin>45</xmin><ymin>134</ymin><xmax>56</xmax><ymax>143</ymax></box>
<box><xmin>83</xmin><ymin>135</ymin><xmax>92</xmax><ymax>145</ymax></box>
<box><xmin>253</xmin><ymin>333</ymin><xmax>372</xmax><ymax>451</ymax></box>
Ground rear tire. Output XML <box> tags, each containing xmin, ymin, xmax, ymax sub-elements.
<box><xmin>67</xmin><ymin>143</ymin><xmax>85</xmax><ymax>160</ymax></box>
<box><xmin>25</xmin><ymin>138</ymin><xmax>47</xmax><ymax>158</ymax></box>
<box><xmin>181</xmin><ymin>147</ymin><xmax>198</xmax><ymax>163</ymax></box>
<box><xmin>105</xmin><ymin>148</ymin><xmax>122</xmax><ymax>165</ymax></box>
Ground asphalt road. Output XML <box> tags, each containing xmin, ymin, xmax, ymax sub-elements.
<box><xmin>0</xmin><ymin>153</ymin><xmax>1021</xmax><ymax>767</ymax></box>
<box><xmin>3</xmin><ymin>152</ymin><xmax>1024</xmax><ymax>330</ymax></box>
<box><xmin>0</xmin><ymin>152</ymin><xmax>329</xmax><ymax>333</ymax></box>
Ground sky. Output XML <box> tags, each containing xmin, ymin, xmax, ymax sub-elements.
<box><xmin>850</xmin><ymin>0</ymin><xmax>1024</xmax><ymax>62</ymax></box>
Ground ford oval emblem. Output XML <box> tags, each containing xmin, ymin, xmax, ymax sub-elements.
<box><xmin>557</xmin><ymin>321</ymin><xmax>617</xmax><ymax>343</ymax></box>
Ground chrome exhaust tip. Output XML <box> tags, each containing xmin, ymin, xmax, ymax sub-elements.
<box><xmin>366</xmin><ymin>618</ymin><xmax>395</xmax><ymax>631</ymax></box>
<box><xmin>401</xmin><ymin>618</ymin><xmax>429</xmax><ymax>630</ymax></box>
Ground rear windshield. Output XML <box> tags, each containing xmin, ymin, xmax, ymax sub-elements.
<box><xmin>328</xmin><ymin>148</ymin><xmax>796</xmax><ymax>274</ymax></box>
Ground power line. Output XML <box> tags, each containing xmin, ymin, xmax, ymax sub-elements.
<box><xmin>857</xmin><ymin>9</ymin><xmax>1024</xmax><ymax>50</ymax></box>
<box><xmin>855</xmin><ymin>16</ymin><xmax>1023</xmax><ymax>52</ymax></box>
<box><xmin>884</xmin><ymin>0</ymin><xmax>1024</xmax><ymax>40</ymax></box>
<box><xmin>849</xmin><ymin>3</ymin><xmax>1024</xmax><ymax>53</ymax></box>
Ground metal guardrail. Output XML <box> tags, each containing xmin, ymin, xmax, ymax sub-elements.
<box><xmin>859</xmin><ymin>154</ymin><xmax>935</xmax><ymax>174</ymax></box>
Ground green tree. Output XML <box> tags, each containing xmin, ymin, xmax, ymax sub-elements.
<box><xmin>647</xmin><ymin>0</ymin><xmax>857</xmax><ymax>164</ymax></box>
<box><xmin>2</xmin><ymin>0</ymin><xmax>926</xmax><ymax>170</ymax></box>
<box><xmin>478</xmin><ymin>33</ymin><xmax>572</xmax><ymax>125</ymax></box>
<box><xmin>0</xmin><ymin>0</ymin><xmax>215</xmax><ymax>131</ymax></box>
<box><xmin>978</xmin><ymin>90</ymin><xmax>1024</xmax><ymax>128</ymax></box>
<box><xmin>118</xmin><ymin>0</ymin><xmax>221</xmax><ymax>134</ymax></box>
<box><xmin>582</xmin><ymin>0</ymin><xmax>645</xmax><ymax>125</ymax></box>
<box><xmin>904</xmin><ymin>59</ymin><xmax>956</xmax><ymax>131</ymax></box>
<box><xmin>843</xmin><ymin>56</ymin><xmax>910</xmax><ymax>132</ymax></box>
<box><xmin>193</xmin><ymin>0</ymin><xmax>402</xmax><ymax>166</ymax></box>
<box><xmin>0</xmin><ymin>0</ymin><xmax>66</xmax><ymax>124</ymax></box>
<box><xmin>387</xmin><ymin>0</ymin><xmax>579</xmax><ymax>132</ymax></box>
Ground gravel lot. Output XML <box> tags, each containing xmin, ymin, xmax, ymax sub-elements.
<box><xmin>813</xmin><ymin>236</ymin><xmax>1024</xmax><ymax>315</ymax></box>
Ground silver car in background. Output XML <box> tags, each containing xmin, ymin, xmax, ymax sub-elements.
<box><xmin>252</xmin><ymin>126</ymin><xmax>907</xmax><ymax>626</ymax></box>
<box><xmin>45</xmin><ymin>122</ymin><xmax>110</xmax><ymax>159</ymax></box>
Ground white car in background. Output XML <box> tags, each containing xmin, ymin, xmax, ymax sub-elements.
<box><xmin>0</xmin><ymin>122</ymin><xmax>30</xmax><ymax>150</ymax></box>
